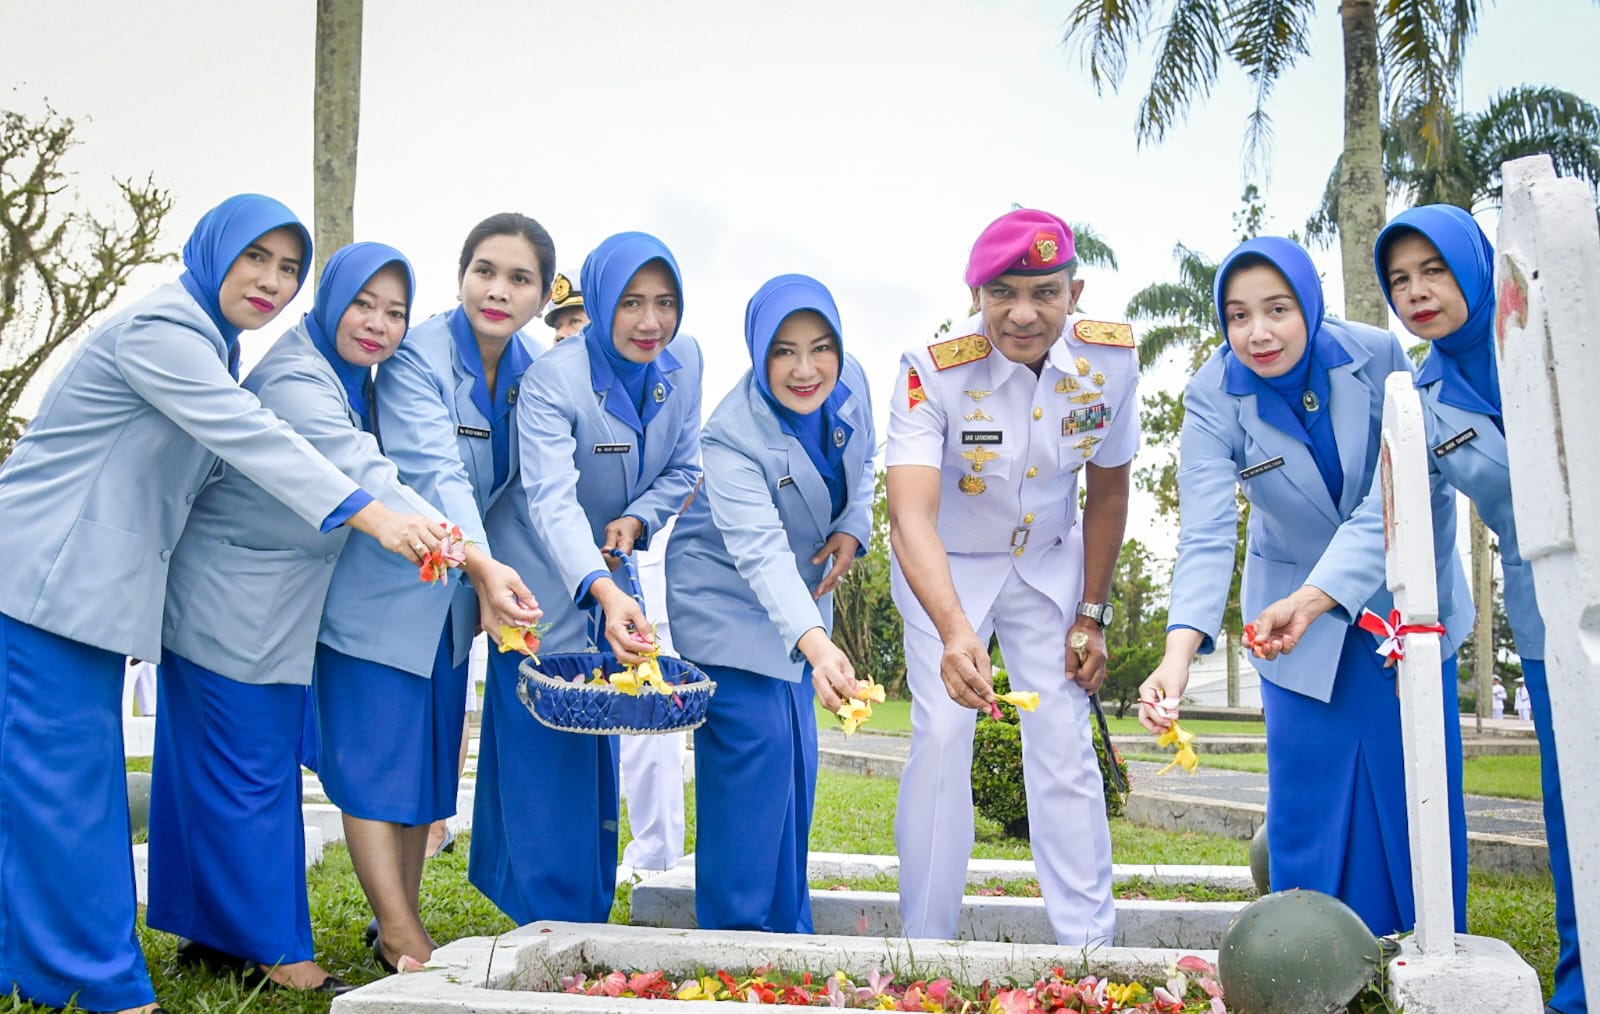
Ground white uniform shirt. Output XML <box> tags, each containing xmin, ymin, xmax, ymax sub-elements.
<box><xmin>886</xmin><ymin>313</ymin><xmax>1140</xmax><ymax>630</ymax></box>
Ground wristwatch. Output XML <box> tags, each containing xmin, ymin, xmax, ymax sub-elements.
<box><xmin>1076</xmin><ymin>601</ymin><xmax>1114</xmax><ymax>628</ymax></box>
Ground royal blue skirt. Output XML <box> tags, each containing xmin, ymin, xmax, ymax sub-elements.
<box><xmin>1261</xmin><ymin>624</ymin><xmax>1468</xmax><ymax>936</ymax></box>
<box><xmin>692</xmin><ymin>663</ymin><xmax>817</xmax><ymax>933</ymax></box>
<box><xmin>145</xmin><ymin>651</ymin><xmax>312</xmax><ymax>965</ymax></box>
<box><xmin>1524</xmin><ymin>659</ymin><xmax>1586</xmax><ymax>1014</ymax></box>
<box><xmin>313</xmin><ymin>629</ymin><xmax>467</xmax><ymax>826</ymax></box>
<box><xmin>0</xmin><ymin>612</ymin><xmax>155</xmax><ymax>1011</ymax></box>
<box><xmin>469</xmin><ymin>646</ymin><xmax>620</xmax><ymax>925</ymax></box>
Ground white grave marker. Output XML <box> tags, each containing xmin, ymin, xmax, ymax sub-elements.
<box><xmin>1378</xmin><ymin>374</ymin><xmax>1542</xmax><ymax>1011</ymax></box>
<box><xmin>1496</xmin><ymin>152</ymin><xmax>1600</xmax><ymax>1007</ymax></box>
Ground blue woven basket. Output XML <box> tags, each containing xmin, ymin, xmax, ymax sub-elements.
<box><xmin>516</xmin><ymin>651</ymin><xmax>716</xmax><ymax>735</ymax></box>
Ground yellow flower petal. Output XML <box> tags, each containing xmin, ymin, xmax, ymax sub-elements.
<box><xmin>1156</xmin><ymin>720</ymin><xmax>1200</xmax><ymax>775</ymax></box>
<box><xmin>998</xmin><ymin>690</ymin><xmax>1040</xmax><ymax>712</ymax></box>
<box><xmin>856</xmin><ymin>680</ymin><xmax>887</xmax><ymax>704</ymax></box>
<box><xmin>837</xmin><ymin>698</ymin><xmax>872</xmax><ymax>736</ymax></box>
<box><xmin>497</xmin><ymin>625</ymin><xmax>529</xmax><ymax>654</ymax></box>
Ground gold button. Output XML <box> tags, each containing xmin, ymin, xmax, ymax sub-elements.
<box><xmin>1013</xmin><ymin>546</ymin><xmax>1024</xmax><ymax>556</ymax></box>
<box><xmin>1023</xmin><ymin>512</ymin><xmax>1035</xmax><ymax>524</ymax></box>
<box><xmin>1025</xmin><ymin>466</ymin><xmax>1038</xmax><ymax>478</ymax></box>
<box><xmin>1032</xmin><ymin>407</ymin><xmax>1043</xmax><ymax>420</ymax></box>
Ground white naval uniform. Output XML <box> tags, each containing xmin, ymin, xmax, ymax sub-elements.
<box><xmin>886</xmin><ymin>313</ymin><xmax>1140</xmax><ymax>946</ymax></box>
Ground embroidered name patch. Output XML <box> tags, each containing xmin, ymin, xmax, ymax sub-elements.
<box><xmin>457</xmin><ymin>425</ymin><xmax>491</xmax><ymax>439</ymax></box>
<box><xmin>961</xmin><ymin>430</ymin><xmax>1003</xmax><ymax>444</ymax></box>
<box><xmin>1240</xmin><ymin>456</ymin><xmax>1286</xmax><ymax>480</ymax></box>
<box><xmin>593</xmin><ymin>443</ymin><xmax>633</xmax><ymax>454</ymax></box>
<box><xmin>1432</xmin><ymin>428</ymin><xmax>1478</xmax><ymax>458</ymax></box>
<box><xmin>1063</xmin><ymin>404</ymin><xmax>1110</xmax><ymax>435</ymax></box>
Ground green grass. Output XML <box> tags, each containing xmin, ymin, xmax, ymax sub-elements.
<box><xmin>811</xmin><ymin>702</ymin><xmax>1269</xmax><ymax>739</ymax></box>
<box><xmin>1103</xmin><ymin>716</ymin><xmax>1267</xmax><ymax>736</ymax></box>
<box><xmin>809</xmin><ymin>873</ymin><xmax>1256</xmax><ymax>903</ymax></box>
<box><xmin>18</xmin><ymin>767</ymin><xmax>1555</xmax><ymax>1012</ymax></box>
<box><xmin>814</xmin><ymin>697</ymin><xmax>912</xmax><ymax>734</ymax></box>
<box><xmin>1124</xmin><ymin>751</ymin><xmax>1543</xmax><ymax>800</ymax></box>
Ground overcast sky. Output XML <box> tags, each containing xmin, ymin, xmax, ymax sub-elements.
<box><xmin>5</xmin><ymin>0</ymin><xmax>1598</xmax><ymax>550</ymax></box>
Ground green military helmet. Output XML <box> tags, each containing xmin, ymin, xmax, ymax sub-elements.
<box><xmin>127</xmin><ymin>770</ymin><xmax>153</xmax><ymax>837</ymax></box>
<box><xmin>1248</xmin><ymin>822</ymin><xmax>1271</xmax><ymax>897</ymax></box>
<box><xmin>1218</xmin><ymin>888</ymin><xmax>1381</xmax><ymax>1013</ymax></box>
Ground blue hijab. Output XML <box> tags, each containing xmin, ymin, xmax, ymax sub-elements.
<box><xmin>1217</xmin><ymin>236</ymin><xmax>1349</xmax><ymax>505</ymax></box>
<box><xmin>304</xmin><ymin>242</ymin><xmax>415</xmax><ymax>430</ymax></box>
<box><xmin>746</xmin><ymin>274</ymin><xmax>854</xmax><ymax>519</ymax></box>
<box><xmin>579</xmin><ymin>232</ymin><xmax>684</xmax><ymax>437</ymax></box>
<box><xmin>1375</xmin><ymin>204</ymin><xmax>1500</xmax><ymax>423</ymax></box>
<box><xmin>179</xmin><ymin>193</ymin><xmax>312</xmax><ymax>376</ymax></box>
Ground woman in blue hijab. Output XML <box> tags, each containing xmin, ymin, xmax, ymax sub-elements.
<box><xmin>664</xmin><ymin>274</ymin><xmax>876</xmax><ymax>931</ymax></box>
<box><xmin>472</xmin><ymin>232</ymin><xmax>703</xmax><ymax>926</ymax></box>
<box><xmin>1140</xmin><ymin>236</ymin><xmax>1473</xmax><ymax>937</ymax></box>
<box><xmin>1376</xmin><ymin>205</ymin><xmax>1583</xmax><ymax>1013</ymax></box>
<box><xmin>148</xmin><ymin>242</ymin><xmax>441</xmax><ymax>995</ymax></box>
<box><xmin>0</xmin><ymin>196</ymin><xmax>441</xmax><ymax>1014</ymax></box>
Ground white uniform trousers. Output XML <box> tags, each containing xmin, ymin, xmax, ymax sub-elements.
<box><xmin>894</xmin><ymin>567</ymin><xmax>1114</xmax><ymax>946</ymax></box>
<box><xmin>619</xmin><ymin>575</ymin><xmax>686</xmax><ymax>872</ymax></box>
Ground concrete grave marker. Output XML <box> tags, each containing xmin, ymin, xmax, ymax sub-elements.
<box><xmin>1496</xmin><ymin>152</ymin><xmax>1600</xmax><ymax>1007</ymax></box>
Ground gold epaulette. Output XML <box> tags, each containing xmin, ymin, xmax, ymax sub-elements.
<box><xmin>1072</xmin><ymin>319</ymin><xmax>1135</xmax><ymax>349</ymax></box>
<box><xmin>928</xmin><ymin>333</ymin><xmax>991</xmax><ymax>370</ymax></box>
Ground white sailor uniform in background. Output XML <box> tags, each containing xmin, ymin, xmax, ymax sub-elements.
<box><xmin>886</xmin><ymin>314</ymin><xmax>1139</xmax><ymax>946</ymax></box>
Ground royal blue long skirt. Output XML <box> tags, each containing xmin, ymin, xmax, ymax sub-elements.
<box><xmin>313</xmin><ymin>629</ymin><xmax>467</xmax><ymax>826</ymax></box>
<box><xmin>692</xmin><ymin>663</ymin><xmax>817</xmax><ymax>933</ymax></box>
<box><xmin>469</xmin><ymin>647</ymin><xmax>620</xmax><ymax>925</ymax></box>
<box><xmin>0</xmin><ymin>612</ymin><xmax>156</xmax><ymax>1011</ymax></box>
<box><xmin>145</xmin><ymin>651</ymin><xmax>312</xmax><ymax>966</ymax></box>
<box><xmin>1261</xmin><ymin>624</ymin><xmax>1468</xmax><ymax>936</ymax></box>
<box><xmin>1525</xmin><ymin>658</ymin><xmax>1587</xmax><ymax>1014</ymax></box>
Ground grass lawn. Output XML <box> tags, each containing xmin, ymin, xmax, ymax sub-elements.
<box><xmin>811</xmin><ymin>700</ymin><xmax>1268</xmax><ymax>739</ymax></box>
<box><xmin>41</xmin><ymin>767</ymin><xmax>1554</xmax><ymax>1013</ymax></box>
<box><xmin>1123</xmin><ymin>751</ymin><xmax>1543</xmax><ymax>800</ymax></box>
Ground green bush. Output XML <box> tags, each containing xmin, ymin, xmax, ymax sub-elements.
<box><xmin>970</xmin><ymin>668</ymin><xmax>1129</xmax><ymax>838</ymax></box>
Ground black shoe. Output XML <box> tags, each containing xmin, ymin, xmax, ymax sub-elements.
<box><xmin>364</xmin><ymin>916</ymin><xmax>379</xmax><ymax>947</ymax></box>
<box><xmin>372</xmin><ymin>937</ymin><xmax>398</xmax><ymax>975</ymax></box>
<box><xmin>241</xmin><ymin>964</ymin><xmax>357</xmax><ymax>995</ymax></box>
<box><xmin>427</xmin><ymin>825</ymin><xmax>457</xmax><ymax>858</ymax></box>
<box><xmin>175</xmin><ymin>938</ymin><xmax>249</xmax><ymax>972</ymax></box>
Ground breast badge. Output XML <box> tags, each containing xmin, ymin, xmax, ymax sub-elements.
<box><xmin>1055</xmin><ymin>376</ymin><xmax>1079</xmax><ymax>393</ymax></box>
<box><xmin>958</xmin><ymin>474</ymin><xmax>987</xmax><ymax>495</ymax></box>
<box><xmin>1073</xmin><ymin>434</ymin><xmax>1104</xmax><ymax>457</ymax></box>
<box><xmin>961</xmin><ymin>446</ymin><xmax>999</xmax><ymax>472</ymax></box>
<box><xmin>1075</xmin><ymin>356</ymin><xmax>1091</xmax><ymax>377</ymax></box>
<box><xmin>1063</xmin><ymin>404</ymin><xmax>1111</xmax><ymax>436</ymax></box>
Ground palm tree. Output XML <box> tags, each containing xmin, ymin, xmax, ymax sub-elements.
<box><xmin>313</xmin><ymin>0</ymin><xmax>363</xmax><ymax>279</ymax></box>
<box><xmin>1060</xmin><ymin>0</ymin><xmax>1484</xmax><ymax>327</ymax></box>
<box><xmin>1305</xmin><ymin>84</ymin><xmax>1600</xmax><ymax>241</ymax></box>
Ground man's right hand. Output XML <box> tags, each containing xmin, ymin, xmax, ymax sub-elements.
<box><xmin>939</xmin><ymin>627</ymin><xmax>994</xmax><ymax>710</ymax></box>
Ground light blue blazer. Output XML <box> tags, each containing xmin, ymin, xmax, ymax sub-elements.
<box><xmin>0</xmin><ymin>283</ymin><xmax>360</xmax><ymax>661</ymax></box>
<box><xmin>1167</xmin><ymin>319</ymin><xmax>1473</xmax><ymax>702</ymax></box>
<box><xmin>163</xmin><ymin>322</ymin><xmax>443</xmax><ymax>686</ymax></box>
<box><xmin>318</xmin><ymin>312</ymin><xmax>544</xmax><ymax>677</ymax></box>
<box><xmin>493</xmin><ymin>331</ymin><xmax>703</xmax><ymax>650</ymax></box>
<box><xmin>665</xmin><ymin>357</ymin><xmax>875</xmax><ymax>681</ymax></box>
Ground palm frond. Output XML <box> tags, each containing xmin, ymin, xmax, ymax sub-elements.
<box><xmin>1133</xmin><ymin>0</ymin><xmax>1228</xmax><ymax>145</ymax></box>
<box><xmin>1173</xmin><ymin>242</ymin><xmax>1219</xmax><ymax>292</ymax></box>
<box><xmin>1068</xmin><ymin>222</ymin><xmax>1120</xmax><ymax>270</ymax></box>
<box><xmin>1061</xmin><ymin>0</ymin><xmax>1159</xmax><ymax>96</ymax></box>
<box><xmin>1126</xmin><ymin>282</ymin><xmax>1209</xmax><ymax>322</ymax></box>
<box><xmin>1470</xmin><ymin>85</ymin><xmax>1600</xmax><ymax>203</ymax></box>
<box><xmin>1303</xmin><ymin>155</ymin><xmax>1342</xmax><ymax>247</ymax></box>
<box><xmin>1225</xmin><ymin>0</ymin><xmax>1314</xmax><ymax>173</ymax></box>
<box><xmin>1380</xmin><ymin>0</ymin><xmax>1468</xmax><ymax>164</ymax></box>
<box><xmin>1135</xmin><ymin>324</ymin><xmax>1209</xmax><ymax>371</ymax></box>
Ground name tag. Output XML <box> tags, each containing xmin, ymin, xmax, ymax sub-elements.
<box><xmin>961</xmin><ymin>430</ymin><xmax>1003</xmax><ymax>445</ymax></box>
<box><xmin>1240</xmin><ymin>456</ymin><xmax>1286</xmax><ymax>480</ymax></box>
<box><xmin>457</xmin><ymin>425</ymin><xmax>491</xmax><ymax>439</ymax></box>
<box><xmin>1432</xmin><ymin>427</ymin><xmax>1478</xmax><ymax>458</ymax></box>
<box><xmin>593</xmin><ymin>442</ymin><xmax>633</xmax><ymax>455</ymax></box>
<box><xmin>777</xmin><ymin>475</ymin><xmax>796</xmax><ymax>488</ymax></box>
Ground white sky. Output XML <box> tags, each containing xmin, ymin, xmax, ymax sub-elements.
<box><xmin>4</xmin><ymin>0</ymin><xmax>1598</xmax><ymax>551</ymax></box>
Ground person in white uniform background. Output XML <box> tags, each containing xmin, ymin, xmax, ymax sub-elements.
<box><xmin>885</xmin><ymin>208</ymin><xmax>1139</xmax><ymax>947</ymax></box>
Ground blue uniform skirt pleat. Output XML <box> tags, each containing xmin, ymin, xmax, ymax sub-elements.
<box><xmin>144</xmin><ymin>651</ymin><xmax>311</xmax><ymax>966</ymax></box>
<box><xmin>0</xmin><ymin>612</ymin><xmax>156</xmax><ymax>1011</ymax></box>
<box><xmin>692</xmin><ymin>663</ymin><xmax>816</xmax><ymax>933</ymax></box>
<box><xmin>1261</xmin><ymin>623</ymin><xmax>1467</xmax><ymax>937</ymax></box>
<box><xmin>468</xmin><ymin>648</ymin><xmax>619</xmax><ymax>925</ymax></box>
<box><xmin>312</xmin><ymin>628</ymin><xmax>466</xmax><ymax>826</ymax></box>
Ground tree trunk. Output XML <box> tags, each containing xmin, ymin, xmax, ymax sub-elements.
<box><xmin>1470</xmin><ymin>504</ymin><xmax>1493</xmax><ymax>733</ymax></box>
<box><xmin>313</xmin><ymin>0</ymin><xmax>363</xmax><ymax>280</ymax></box>
<box><xmin>1337</xmin><ymin>0</ymin><xmax>1387</xmax><ymax>325</ymax></box>
<box><xmin>1225</xmin><ymin>620</ymin><xmax>1240</xmax><ymax>708</ymax></box>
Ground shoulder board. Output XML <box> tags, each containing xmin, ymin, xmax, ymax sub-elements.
<box><xmin>927</xmin><ymin>333</ymin><xmax>991</xmax><ymax>371</ymax></box>
<box><xmin>1073</xmin><ymin>319</ymin><xmax>1135</xmax><ymax>349</ymax></box>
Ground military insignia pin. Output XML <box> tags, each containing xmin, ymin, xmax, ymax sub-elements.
<box><xmin>1302</xmin><ymin>390</ymin><xmax>1321</xmax><ymax>413</ymax></box>
<box><xmin>962</xmin><ymin>446</ymin><xmax>999</xmax><ymax>472</ymax></box>
<box><xmin>963</xmin><ymin>408</ymin><xmax>994</xmax><ymax>421</ymax></box>
<box><xmin>550</xmin><ymin>274</ymin><xmax>571</xmax><ymax>303</ymax></box>
<box><xmin>1092</xmin><ymin>371</ymin><xmax>1106</xmax><ymax>386</ymax></box>
<box><xmin>1069</xmin><ymin>390</ymin><xmax>1103</xmax><ymax>405</ymax></box>
<box><xmin>1075</xmin><ymin>356</ymin><xmax>1091</xmax><ymax>377</ymax></box>
<box><xmin>1055</xmin><ymin>376</ymin><xmax>1079</xmax><ymax>393</ymax></box>
<box><xmin>958</xmin><ymin>474</ymin><xmax>986</xmax><ymax>495</ymax></box>
<box><xmin>1034</xmin><ymin>235</ymin><xmax>1058</xmax><ymax>264</ymax></box>
<box><xmin>833</xmin><ymin>427</ymin><xmax>846</xmax><ymax>448</ymax></box>
<box><xmin>964</xmin><ymin>389</ymin><xmax>993</xmax><ymax>402</ymax></box>
<box><xmin>508</xmin><ymin>385</ymin><xmax>518</xmax><ymax>405</ymax></box>
<box><xmin>1073</xmin><ymin>434</ymin><xmax>1103</xmax><ymax>457</ymax></box>
<box><xmin>653</xmin><ymin>382</ymin><xmax>667</xmax><ymax>404</ymax></box>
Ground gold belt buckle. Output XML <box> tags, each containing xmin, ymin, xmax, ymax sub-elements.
<box><xmin>1010</xmin><ymin>525</ymin><xmax>1031</xmax><ymax>549</ymax></box>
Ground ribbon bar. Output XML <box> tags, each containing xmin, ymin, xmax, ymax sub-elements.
<box><xmin>1358</xmin><ymin>607</ymin><xmax>1446</xmax><ymax>661</ymax></box>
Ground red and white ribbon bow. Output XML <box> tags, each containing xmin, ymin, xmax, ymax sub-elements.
<box><xmin>1358</xmin><ymin>608</ymin><xmax>1447</xmax><ymax>661</ymax></box>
